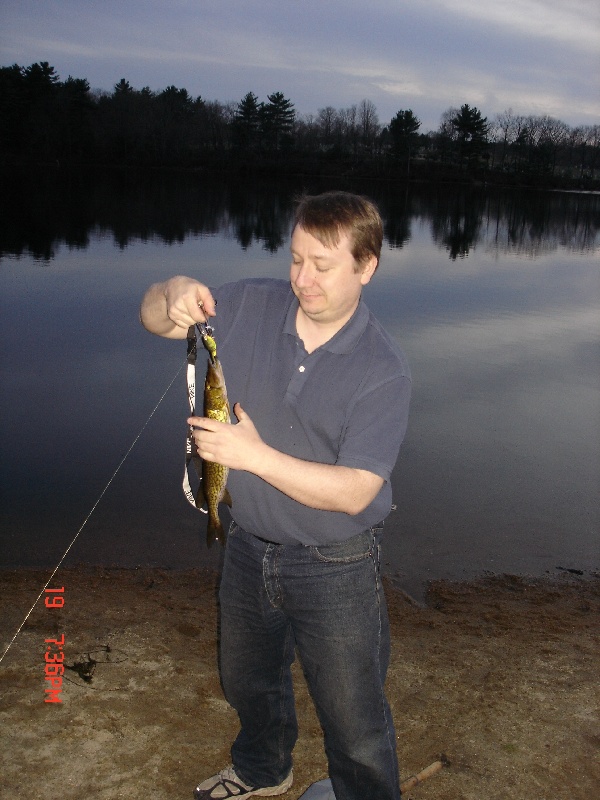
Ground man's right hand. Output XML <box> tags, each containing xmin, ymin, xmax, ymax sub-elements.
<box><xmin>140</xmin><ymin>275</ymin><xmax>216</xmax><ymax>338</ymax></box>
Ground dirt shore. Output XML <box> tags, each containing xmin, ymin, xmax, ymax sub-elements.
<box><xmin>1</xmin><ymin>566</ymin><xmax>598</xmax><ymax>800</ymax></box>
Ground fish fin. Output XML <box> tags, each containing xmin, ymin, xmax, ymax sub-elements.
<box><xmin>206</xmin><ymin>516</ymin><xmax>226</xmax><ymax>549</ymax></box>
<box><xmin>223</xmin><ymin>488</ymin><xmax>233</xmax><ymax>508</ymax></box>
<box><xmin>195</xmin><ymin>483</ymin><xmax>206</xmax><ymax>510</ymax></box>
<box><xmin>191</xmin><ymin>453</ymin><xmax>203</xmax><ymax>481</ymax></box>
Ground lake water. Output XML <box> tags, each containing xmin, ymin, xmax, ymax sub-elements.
<box><xmin>1</xmin><ymin>171</ymin><xmax>598</xmax><ymax>598</ymax></box>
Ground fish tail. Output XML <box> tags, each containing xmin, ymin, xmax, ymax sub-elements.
<box><xmin>207</xmin><ymin>514</ymin><xmax>227</xmax><ymax>549</ymax></box>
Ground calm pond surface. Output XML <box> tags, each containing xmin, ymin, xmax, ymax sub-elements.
<box><xmin>1</xmin><ymin>171</ymin><xmax>598</xmax><ymax>597</ymax></box>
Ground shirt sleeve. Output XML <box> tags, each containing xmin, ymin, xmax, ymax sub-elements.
<box><xmin>335</xmin><ymin>372</ymin><xmax>412</xmax><ymax>481</ymax></box>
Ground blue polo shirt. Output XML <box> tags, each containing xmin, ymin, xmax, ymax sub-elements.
<box><xmin>209</xmin><ymin>278</ymin><xmax>411</xmax><ymax>545</ymax></box>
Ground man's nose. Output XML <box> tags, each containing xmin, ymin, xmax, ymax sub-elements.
<box><xmin>294</xmin><ymin>263</ymin><xmax>315</xmax><ymax>287</ymax></box>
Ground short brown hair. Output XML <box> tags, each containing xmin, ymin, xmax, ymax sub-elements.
<box><xmin>293</xmin><ymin>191</ymin><xmax>383</xmax><ymax>272</ymax></box>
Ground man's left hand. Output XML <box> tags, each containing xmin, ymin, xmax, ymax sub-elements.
<box><xmin>188</xmin><ymin>403</ymin><xmax>264</xmax><ymax>472</ymax></box>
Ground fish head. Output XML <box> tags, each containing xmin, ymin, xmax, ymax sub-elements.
<box><xmin>204</xmin><ymin>357</ymin><xmax>229</xmax><ymax>416</ymax></box>
<box><xmin>205</xmin><ymin>357</ymin><xmax>226</xmax><ymax>391</ymax></box>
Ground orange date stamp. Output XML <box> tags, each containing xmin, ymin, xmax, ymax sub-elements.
<box><xmin>44</xmin><ymin>587</ymin><xmax>65</xmax><ymax>703</ymax></box>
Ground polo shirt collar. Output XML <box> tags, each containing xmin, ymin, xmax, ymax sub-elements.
<box><xmin>283</xmin><ymin>291</ymin><xmax>369</xmax><ymax>354</ymax></box>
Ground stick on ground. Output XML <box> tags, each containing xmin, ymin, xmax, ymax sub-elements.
<box><xmin>400</xmin><ymin>759</ymin><xmax>446</xmax><ymax>793</ymax></box>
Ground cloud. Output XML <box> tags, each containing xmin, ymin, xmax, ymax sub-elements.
<box><xmin>437</xmin><ymin>0</ymin><xmax>600</xmax><ymax>49</ymax></box>
<box><xmin>1</xmin><ymin>0</ymin><xmax>598</xmax><ymax>128</ymax></box>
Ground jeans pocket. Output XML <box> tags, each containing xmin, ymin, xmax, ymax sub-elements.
<box><xmin>312</xmin><ymin>530</ymin><xmax>374</xmax><ymax>563</ymax></box>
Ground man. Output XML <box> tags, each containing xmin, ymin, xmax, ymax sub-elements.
<box><xmin>140</xmin><ymin>191</ymin><xmax>411</xmax><ymax>800</ymax></box>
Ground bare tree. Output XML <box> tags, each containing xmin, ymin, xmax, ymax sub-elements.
<box><xmin>317</xmin><ymin>106</ymin><xmax>337</xmax><ymax>147</ymax></box>
<box><xmin>439</xmin><ymin>107</ymin><xmax>459</xmax><ymax>140</ymax></box>
<box><xmin>358</xmin><ymin>98</ymin><xmax>380</xmax><ymax>153</ymax></box>
<box><xmin>494</xmin><ymin>109</ymin><xmax>528</xmax><ymax>169</ymax></box>
<box><xmin>568</xmin><ymin>124</ymin><xmax>600</xmax><ymax>179</ymax></box>
<box><xmin>339</xmin><ymin>104</ymin><xmax>359</xmax><ymax>155</ymax></box>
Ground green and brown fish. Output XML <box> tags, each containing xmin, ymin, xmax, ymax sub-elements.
<box><xmin>195</xmin><ymin>332</ymin><xmax>232</xmax><ymax>547</ymax></box>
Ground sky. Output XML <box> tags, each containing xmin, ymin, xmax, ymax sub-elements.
<box><xmin>1</xmin><ymin>0</ymin><xmax>599</xmax><ymax>132</ymax></box>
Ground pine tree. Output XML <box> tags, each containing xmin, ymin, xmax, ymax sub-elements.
<box><xmin>260</xmin><ymin>91</ymin><xmax>295</xmax><ymax>152</ymax></box>
<box><xmin>233</xmin><ymin>92</ymin><xmax>261</xmax><ymax>151</ymax></box>
<box><xmin>450</xmin><ymin>104</ymin><xmax>489</xmax><ymax>167</ymax></box>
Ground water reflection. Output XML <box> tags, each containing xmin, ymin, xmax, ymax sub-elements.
<box><xmin>378</xmin><ymin>185</ymin><xmax>600</xmax><ymax>258</ymax></box>
<box><xmin>1</xmin><ymin>171</ymin><xmax>598</xmax><ymax>593</ymax></box>
<box><xmin>1</xmin><ymin>169</ymin><xmax>598</xmax><ymax>262</ymax></box>
<box><xmin>0</xmin><ymin>170</ymin><xmax>299</xmax><ymax>260</ymax></box>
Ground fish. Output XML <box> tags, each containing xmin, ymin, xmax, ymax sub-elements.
<box><xmin>194</xmin><ymin>332</ymin><xmax>232</xmax><ymax>547</ymax></box>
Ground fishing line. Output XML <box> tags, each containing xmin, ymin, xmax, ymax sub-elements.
<box><xmin>0</xmin><ymin>357</ymin><xmax>186</xmax><ymax>665</ymax></box>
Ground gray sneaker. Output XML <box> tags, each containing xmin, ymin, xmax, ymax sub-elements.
<box><xmin>193</xmin><ymin>765</ymin><xmax>293</xmax><ymax>798</ymax></box>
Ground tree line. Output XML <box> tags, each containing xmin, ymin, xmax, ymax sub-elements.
<box><xmin>1</xmin><ymin>62</ymin><xmax>598</xmax><ymax>187</ymax></box>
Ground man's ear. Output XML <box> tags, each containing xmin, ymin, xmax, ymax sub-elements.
<box><xmin>360</xmin><ymin>255</ymin><xmax>378</xmax><ymax>285</ymax></box>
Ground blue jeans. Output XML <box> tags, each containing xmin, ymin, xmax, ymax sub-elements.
<box><xmin>218</xmin><ymin>524</ymin><xmax>401</xmax><ymax>800</ymax></box>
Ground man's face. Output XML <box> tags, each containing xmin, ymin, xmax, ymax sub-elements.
<box><xmin>290</xmin><ymin>225</ymin><xmax>376</xmax><ymax>329</ymax></box>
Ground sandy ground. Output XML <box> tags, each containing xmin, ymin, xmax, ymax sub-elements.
<box><xmin>1</xmin><ymin>566</ymin><xmax>598</xmax><ymax>800</ymax></box>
